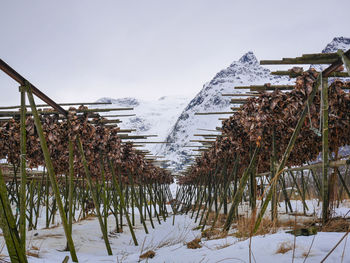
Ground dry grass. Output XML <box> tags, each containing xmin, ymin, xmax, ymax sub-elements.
<box><xmin>213</xmin><ymin>240</ymin><xmax>233</xmax><ymax>250</ymax></box>
<box><xmin>26</xmin><ymin>251</ymin><xmax>40</xmax><ymax>258</ymax></box>
<box><xmin>187</xmin><ymin>238</ymin><xmax>202</xmax><ymax>249</ymax></box>
<box><xmin>233</xmin><ymin>216</ymin><xmax>276</xmax><ymax>239</ymax></box>
<box><xmin>321</xmin><ymin>217</ymin><xmax>350</xmax><ymax>232</ymax></box>
<box><xmin>201</xmin><ymin>228</ymin><xmax>227</xmax><ymax>240</ymax></box>
<box><xmin>276</xmin><ymin>241</ymin><xmax>293</xmax><ymax>254</ymax></box>
<box><xmin>207</xmin><ymin>213</ymin><xmax>227</xmax><ymax>228</ymax></box>
<box><xmin>230</xmin><ymin>212</ymin><xmax>318</xmax><ymax>240</ymax></box>
<box><xmin>34</xmin><ymin>233</ymin><xmax>64</xmax><ymax>240</ymax></box>
<box><xmin>139</xmin><ymin>250</ymin><xmax>155</xmax><ymax>259</ymax></box>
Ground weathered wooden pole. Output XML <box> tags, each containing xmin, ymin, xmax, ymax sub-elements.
<box><xmin>77</xmin><ymin>137</ymin><xmax>112</xmax><ymax>255</ymax></box>
<box><xmin>0</xmin><ymin>167</ymin><xmax>28</xmax><ymax>263</ymax></box>
<box><xmin>321</xmin><ymin>76</ymin><xmax>329</xmax><ymax>224</ymax></box>
<box><xmin>127</xmin><ymin>173</ymin><xmax>149</xmax><ymax>234</ymax></box>
<box><xmin>223</xmin><ymin>145</ymin><xmax>260</xmax><ymax>231</ymax></box>
<box><xmin>211</xmin><ymin>158</ymin><xmax>238</xmax><ymax>228</ymax></box>
<box><xmin>336</xmin><ymin>168</ymin><xmax>350</xmax><ymax>199</ymax></box>
<box><xmin>108</xmin><ymin>160</ymin><xmax>138</xmax><ymax>246</ymax></box>
<box><xmin>67</xmin><ymin>140</ymin><xmax>74</xmax><ymax>251</ymax></box>
<box><xmin>337</xmin><ymin>50</ymin><xmax>350</xmax><ymax>75</ymax></box>
<box><xmin>26</xmin><ymin>85</ymin><xmax>78</xmax><ymax>262</ymax></box>
<box><xmin>271</xmin><ymin>129</ymin><xmax>277</xmax><ymax>222</ymax></box>
<box><xmin>99</xmin><ymin>159</ymin><xmax>108</xmax><ymax>233</ymax></box>
<box><xmin>19</xmin><ymin>85</ymin><xmax>27</xmax><ymax>252</ymax></box>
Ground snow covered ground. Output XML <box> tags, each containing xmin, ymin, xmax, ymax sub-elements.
<box><xmin>1</xmin><ymin>199</ymin><xmax>349</xmax><ymax>263</ymax></box>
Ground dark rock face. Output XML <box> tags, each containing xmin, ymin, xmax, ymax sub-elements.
<box><xmin>322</xmin><ymin>37</ymin><xmax>350</xmax><ymax>53</ymax></box>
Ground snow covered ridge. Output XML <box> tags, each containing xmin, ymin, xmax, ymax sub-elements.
<box><xmin>155</xmin><ymin>51</ymin><xmax>290</xmax><ymax>171</ymax></box>
<box><xmin>96</xmin><ymin>96</ymin><xmax>191</xmax><ymax>153</ymax></box>
<box><xmin>322</xmin><ymin>37</ymin><xmax>350</xmax><ymax>53</ymax></box>
<box><xmin>156</xmin><ymin>36</ymin><xmax>350</xmax><ymax>171</ymax></box>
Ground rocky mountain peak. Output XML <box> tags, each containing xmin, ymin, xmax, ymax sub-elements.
<box><xmin>237</xmin><ymin>51</ymin><xmax>259</xmax><ymax>65</ymax></box>
<box><xmin>322</xmin><ymin>37</ymin><xmax>350</xmax><ymax>53</ymax></box>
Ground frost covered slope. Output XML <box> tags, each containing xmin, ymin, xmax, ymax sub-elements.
<box><xmin>157</xmin><ymin>37</ymin><xmax>350</xmax><ymax>171</ymax></box>
<box><xmin>96</xmin><ymin>96</ymin><xmax>191</xmax><ymax>153</ymax></box>
<box><xmin>156</xmin><ymin>51</ymin><xmax>290</xmax><ymax>170</ymax></box>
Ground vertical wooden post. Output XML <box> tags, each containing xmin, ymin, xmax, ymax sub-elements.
<box><xmin>108</xmin><ymin>160</ymin><xmax>138</xmax><ymax>246</ymax></box>
<box><xmin>271</xmin><ymin>129</ymin><xmax>277</xmax><ymax>222</ymax></box>
<box><xmin>0</xmin><ymin>167</ymin><xmax>28</xmax><ymax>263</ymax></box>
<box><xmin>300</xmin><ymin>171</ymin><xmax>306</xmax><ymax>215</ymax></box>
<box><xmin>67</xmin><ymin>140</ymin><xmax>74</xmax><ymax>251</ymax></box>
<box><xmin>19</xmin><ymin>85</ymin><xmax>27</xmax><ymax>252</ymax></box>
<box><xmin>322</xmin><ymin>76</ymin><xmax>329</xmax><ymax>224</ymax></box>
<box><xmin>223</xmin><ymin>145</ymin><xmax>260</xmax><ymax>231</ymax></box>
<box><xmin>26</xmin><ymin>85</ymin><xmax>78</xmax><ymax>262</ymax></box>
<box><xmin>76</xmin><ymin>137</ymin><xmax>112</xmax><ymax>255</ymax></box>
<box><xmin>45</xmin><ymin>168</ymin><xmax>50</xmax><ymax>228</ymax></box>
<box><xmin>127</xmin><ymin>174</ymin><xmax>149</xmax><ymax>233</ymax></box>
<box><xmin>100</xmin><ymin>159</ymin><xmax>108</xmax><ymax>233</ymax></box>
<box><xmin>337</xmin><ymin>50</ymin><xmax>350</xmax><ymax>75</ymax></box>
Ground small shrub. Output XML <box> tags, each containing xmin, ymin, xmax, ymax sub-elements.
<box><xmin>139</xmin><ymin>250</ymin><xmax>155</xmax><ymax>259</ymax></box>
<box><xmin>201</xmin><ymin>228</ymin><xmax>227</xmax><ymax>240</ymax></box>
<box><xmin>187</xmin><ymin>238</ymin><xmax>202</xmax><ymax>249</ymax></box>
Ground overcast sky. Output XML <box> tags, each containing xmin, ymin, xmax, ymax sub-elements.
<box><xmin>1</xmin><ymin>0</ymin><xmax>349</xmax><ymax>106</ymax></box>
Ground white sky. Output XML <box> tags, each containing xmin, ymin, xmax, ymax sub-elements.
<box><xmin>0</xmin><ymin>0</ymin><xmax>349</xmax><ymax>106</ymax></box>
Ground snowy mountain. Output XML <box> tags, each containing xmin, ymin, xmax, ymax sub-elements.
<box><xmin>311</xmin><ymin>37</ymin><xmax>350</xmax><ymax>71</ymax></box>
<box><xmin>154</xmin><ymin>52</ymin><xmax>290</xmax><ymax>170</ymax></box>
<box><xmin>96</xmin><ymin>96</ymin><xmax>191</xmax><ymax>154</ymax></box>
<box><xmin>322</xmin><ymin>37</ymin><xmax>350</xmax><ymax>53</ymax></box>
<box><xmin>156</xmin><ymin>37</ymin><xmax>350</xmax><ymax>171</ymax></box>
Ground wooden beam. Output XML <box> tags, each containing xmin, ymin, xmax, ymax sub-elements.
<box><xmin>271</xmin><ymin>70</ymin><xmax>348</xmax><ymax>78</ymax></box>
<box><xmin>0</xmin><ymin>58</ymin><xmax>68</xmax><ymax>116</ymax></box>
<box><xmin>195</xmin><ymin>112</ymin><xmax>233</xmax><ymax>115</ymax></box>
<box><xmin>235</xmin><ymin>85</ymin><xmax>295</xmax><ymax>91</ymax></box>
<box><xmin>222</xmin><ymin>93</ymin><xmax>258</xmax><ymax>97</ymax></box>
<box><xmin>260</xmin><ymin>52</ymin><xmax>340</xmax><ymax>65</ymax></box>
<box><xmin>0</xmin><ymin>102</ymin><xmax>112</xmax><ymax>110</ymax></box>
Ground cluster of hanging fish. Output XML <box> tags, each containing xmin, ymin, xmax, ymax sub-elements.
<box><xmin>180</xmin><ymin>69</ymin><xmax>350</xmax><ymax>184</ymax></box>
<box><xmin>0</xmin><ymin>106</ymin><xmax>173</xmax><ymax>185</ymax></box>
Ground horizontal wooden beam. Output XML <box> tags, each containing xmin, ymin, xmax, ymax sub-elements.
<box><xmin>193</xmin><ymin>134</ymin><xmax>221</xmax><ymax>137</ymax></box>
<box><xmin>101</xmin><ymin>114</ymin><xmax>136</xmax><ymax>118</ymax></box>
<box><xmin>0</xmin><ymin>102</ymin><xmax>112</xmax><ymax>110</ymax></box>
<box><xmin>256</xmin><ymin>157</ymin><xmax>350</xmax><ymax>177</ymax></box>
<box><xmin>221</xmin><ymin>93</ymin><xmax>258</xmax><ymax>97</ymax></box>
<box><xmin>271</xmin><ymin>70</ymin><xmax>349</xmax><ymax>78</ymax></box>
<box><xmin>0</xmin><ymin>107</ymin><xmax>133</xmax><ymax>117</ymax></box>
<box><xmin>195</xmin><ymin>112</ymin><xmax>233</xmax><ymax>115</ymax></box>
<box><xmin>235</xmin><ymin>85</ymin><xmax>295</xmax><ymax>91</ymax></box>
<box><xmin>260</xmin><ymin>52</ymin><xmax>340</xmax><ymax>65</ymax></box>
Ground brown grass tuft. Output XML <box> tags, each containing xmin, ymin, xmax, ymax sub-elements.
<box><xmin>207</xmin><ymin>213</ymin><xmax>227</xmax><ymax>228</ymax></box>
<box><xmin>201</xmin><ymin>228</ymin><xmax>227</xmax><ymax>240</ymax></box>
<box><xmin>34</xmin><ymin>233</ymin><xmax>64</xmax><ymax>240</ymax></box>
<box><xmin>321</xmin><ymin>217</ymin><xmax>350</xmax><ymax>232</ymax></box>
<box><xmin>26</xmin><ymin>251</ymin><xmax>39</xmax><ymax>258</ymax></box>
<box><xmin>139</xmin><ymin>250</ymin><xmax>155</xmax><ymax>259</ymax></box>
<box><xmin>276</xmin><ymin>241</ymin><xmax>293</xmax><ymax>254</ymax></box>
<box><xmin>186</xmin><ymin>238</ymin><xmax>202</xmax><ymax>249</ymax></box>
<box><xmin>234</xmin><ymin>216</ymin><xmax>276</xmax><ymax>239</ymax></box>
